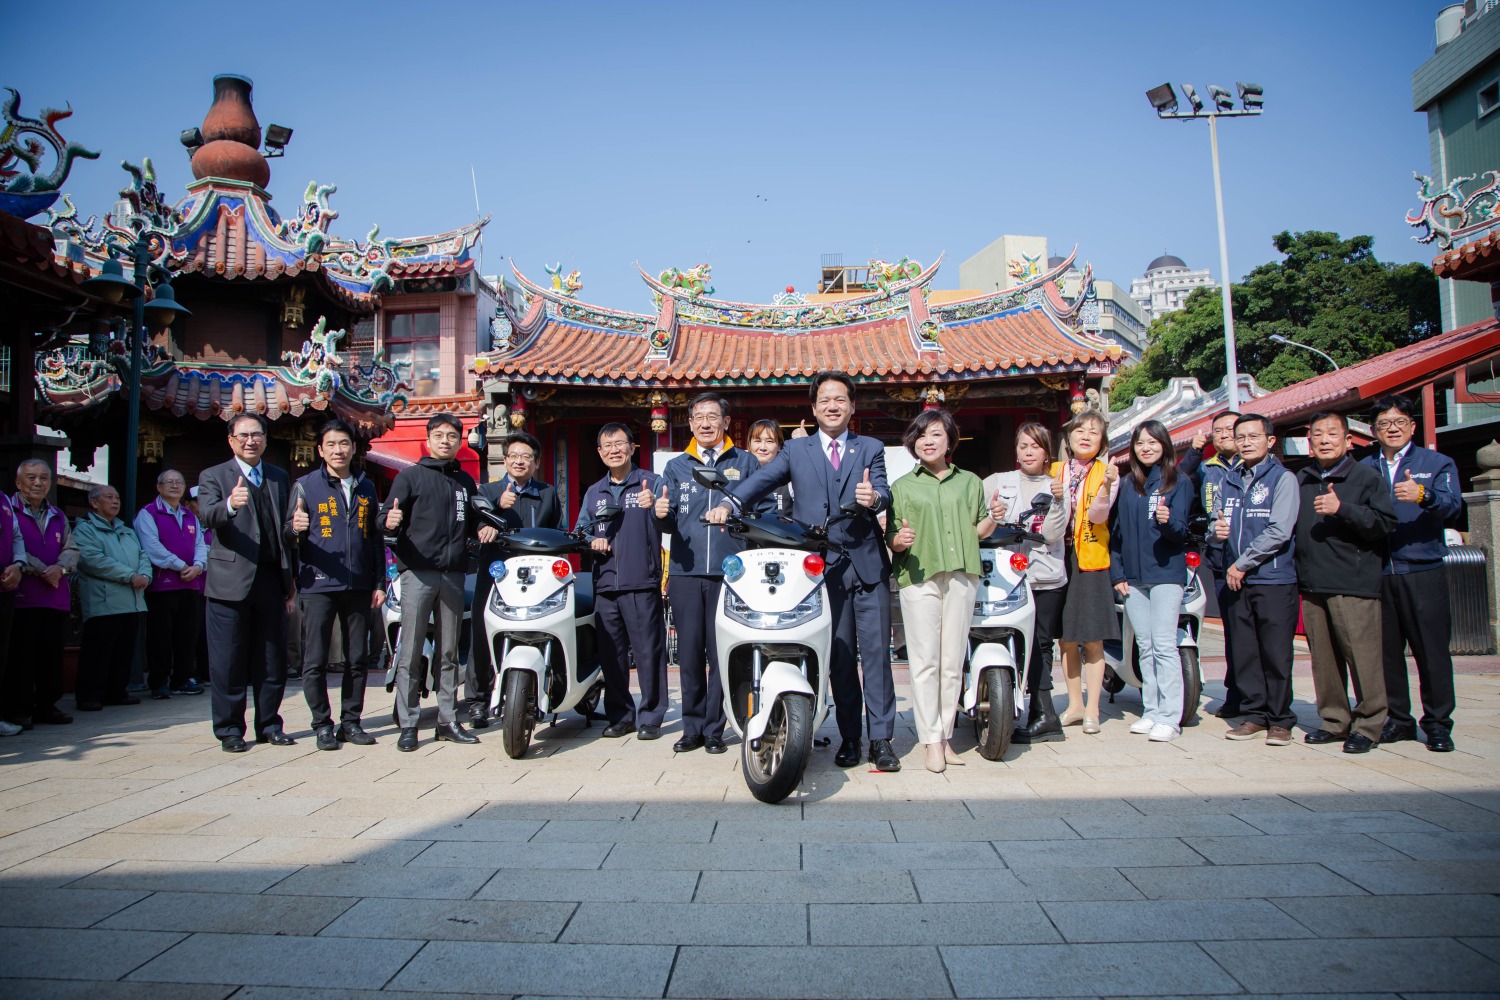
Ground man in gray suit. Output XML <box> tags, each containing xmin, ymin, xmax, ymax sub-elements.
<box><xmin>197</xmin><ymin>412</ymin><xmax>295</xmax><ymax>753</ymax></box>
<box><xmin>707</xmin><ymin>371</ymin><xmax>899</xmax><ymax>771</ymax></box>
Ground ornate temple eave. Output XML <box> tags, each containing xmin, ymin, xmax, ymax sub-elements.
<box><xmin>637</xmin><ymin>255</ymin><xmax>944</xmax><ymax>310</ymax></box>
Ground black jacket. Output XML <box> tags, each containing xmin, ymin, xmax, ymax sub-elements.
<box><xmin>286</xmin><ymin>468</ymin><xmax>384</xmax><ymax>594</ymax></box>
<box><xmin>656</xmin><ymin>443</ymin><xmax>762</xmax><ymax>577</ymax></box>
<box><xmin>382</xmin><ymin>456</ymin><xmax>478</xmax><ymax>573</ymax></box>
<box><xmin>1293</xmin><ymin>456</ymin><xmax>1397</xmax><ymax>598</ymax></box>
<box><xmin>476</xmin><ymin>475</ymin><xmax>564</xmax><ymax>568</ymax></box>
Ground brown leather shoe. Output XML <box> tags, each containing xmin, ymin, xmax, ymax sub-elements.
<box><xmin>1225</xmin><ymin>721</ymin><xmax>1267</xmax><ymax>741</ymax></box>
<box><xmin>1265</xmin><ymin>726</ymin><xmax>1292</xmax><ymax>746</ymax></box>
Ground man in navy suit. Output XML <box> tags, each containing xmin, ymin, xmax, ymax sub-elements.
<box><xmin>707</xmin><ymin>371</ymin><xmax>899</xmax><ymax>771</ymax></box>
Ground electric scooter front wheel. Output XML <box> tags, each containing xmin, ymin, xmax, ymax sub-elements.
<box><xmin>976</xmin><ymin>666</ymin><xmax>1016</xmax><ymax>761</ymax></box>
<box><xmin>500</xmin><ymin>669</ymin><xmax>537</xmax><ymax>759</ymax></box>
<box><xmin>1178</xmin><ymin>647</ymin><xmax>1202</xmax><ymax>727</ymax></box>
<box><xmin>742</xmin><ymin>694</ymin><xmax>812</xmax><ymax>804</ymax></box>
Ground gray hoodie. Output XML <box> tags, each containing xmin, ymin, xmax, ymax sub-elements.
<box><xmin>982</xmin><ymin>470</ymin><xmax>1069</xmax><ymax>590</ymax></box>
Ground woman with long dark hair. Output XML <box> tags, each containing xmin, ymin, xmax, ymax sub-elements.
<box><xmin>1110</xmin><ymin>420</ymin><xmax>1195</xmax><ymax>741</ymax></box>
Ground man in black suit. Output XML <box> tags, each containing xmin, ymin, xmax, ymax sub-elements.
<box><xmin>198</xmin><ymin>412</ymin><xmax>296</xmax><ymax>752</ymax></box>
<box><xmin>708</xmin><ymin>371</ymin><xmax>899</xmax><ymax>771</ymax></box>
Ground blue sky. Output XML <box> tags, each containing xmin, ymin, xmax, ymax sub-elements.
<box><xmin>7</xmin><ymin>1</ymin><xmax>1441</xmax><ymax>310</ymax></box>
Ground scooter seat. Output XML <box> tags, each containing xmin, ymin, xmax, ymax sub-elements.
<box><xmin>575</xmin><ymin>572</ymin><xmax>595</xmax><ymax>618</ymax></box>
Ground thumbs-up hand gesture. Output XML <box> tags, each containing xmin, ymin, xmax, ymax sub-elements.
<box><xmin>989</xmin><ymin>489</ymin><xmax>1007</xmax><ymax>522</ymax></box>
<box><xmin>1313</xmin><ymin>481</ymin><xmax>1341</xmax><ymax>516</ymax></box>
<box><xmin>229</xmin><ymin>475</ymin><xmax>250</xmax><ymax>511</ymax></box>
<box><xmin>1191</xmin><ymin>432</ymin><xmax>1208</xmax><ymax>452</ymax></box>
<box><xmin>892</xmin><ymin>518</ymin><xmax>916</xmax><ymax>552</ymax></box>
<box><xmin>635</xmin><ymin>479</ymin><xmax>656</xmax><ymax>509</ymax></box>
<box><xmin>855</xmin><ymin>468</ymin><xmax>877</xmax><ymax>508</ymax></box>
<box><xmin>654</xmin><ymin>483</ymin><xmax>671</xmax><ymax>519</ymax></box>
<box><xmin>498</xmin><ymin>479</ymin><xmax>518</xmax><ymax>510</ymax></box>
<box><xmin>1394</xmin><ymin>469</ymin><xmax>1423</xmax><ymax>504</ymax></box>
<box><xmin>1214</xmin><ymin>508</ymin><xmax>1231</xmax><ymax>540</ymax></box>
<box><xmin>1050</xmin><ymin>465</ymin><xmax>1066</xmax><ymax>501</ymax></box>
<box><xmin>384</xmin><ymin>497</ymin><xmax>404</xmax><ymax>531</ymax></box>
<box><xmin>291</xmin><ymin>496</ymin><xmax>310</xmax><ymax>533</ymax></box>
<box><xmin>1104</xmin><ymin>461</ymin><xmax>1120</xmax><ymax>486</ymax></box>
<box><xmin>790</xmin><ymin>419</ymin><xmax>809</xmax><ymax>439</ymax></box>
<box><xmin>1155</xmin><ymin>496</ymin><xmax>1171</xmax><ymax>524</ymax></box>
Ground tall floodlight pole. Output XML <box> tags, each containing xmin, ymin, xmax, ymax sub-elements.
<box><xmin>1146</xmin><ymin>82</ymin><xmax>1263</xmax><ymax>411</ymax></box>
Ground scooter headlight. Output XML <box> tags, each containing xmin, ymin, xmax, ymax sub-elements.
<box><xmin>721</xmin><ymin>554</ymin><xmax>745</xmax><ymax>582</ymax></box>
<box><xmin>974</xmin><ymin>576</ymin><xmax>1029</xmax><ymax>618</ymax></box>
<box><xmin>724</xmin><ymin>586</ymin><xmax>822</xmax><ymax>630</ymax></box>
<box><xmin>494</xmin><ymin>583</ymin><xmax>570</xmax><ymax>621</ymax></box>
<box><xmin>386</xmin><ymin>580</ymin><xmax>401</xmax><ymax>614</ymax></box>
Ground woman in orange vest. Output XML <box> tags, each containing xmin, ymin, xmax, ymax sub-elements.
<box><xmin>1054</xmin><ymin>410</ymin><xmax>1121</xmax><ymax>734</ymax></box>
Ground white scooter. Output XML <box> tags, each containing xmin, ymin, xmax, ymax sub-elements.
<box><xmin>694</xmin><ymin>466</ymin><xmax>854</xmax><ymax>805</ymax></box>
<box><xmin>962</xmin><ymin>496</ymin><xmax>1050</xmax><ymax>761</ymax></box>
<box><xmin>472</xmin><ymin>494</ymin><xmax>616</xmax><ymax>758</ymax></box>
<box><xmin>1101</xmin><ymin>514</ymin><xmax>1210</xmax><ymax>727</ymax></box>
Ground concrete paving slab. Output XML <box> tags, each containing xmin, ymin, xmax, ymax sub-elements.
<box><xmin>388</xmin><ymin>940</ymin><xmax>675</xmax><ymax>997</ymax></box>
<box><xmin>695</xmin><ymin>868</ymin><xmax>918</xmax><ymax>903</ymax></box>
<box><xmin>0</xmin><ymin>926</ymin><xmax>186</xmax><ymax>981</ymax></box>
<box><xmin>563</xmin><ymin>901</ymin><xmax>805</xmax><ymax>945</ymax></box>
<box><xmin>1120</xmin><ymin>863</ymin><xmax>1368</xmax><ymax>899</ymax></box>
<box><xmin>893</xmin><ymin>819</ymin><xmax>1077</xmax><ymax>842</ymax></box>
<box><xmin>1063</xmin><ymin>814</ymin><xmax>1263</xmax><ymax>839</ymax></box>
<box><xmin>712</xmin><ymin>820</ymin><xmax>894</xmax><ymax>842</ymax></box>
<box><xmin>1366</xmin><ymin>830</ymin><xmax>1500</xmax><ymax>860</ymax></box>
<box><xmin>0</xmin><ymin>980</ymin><xmax>236</xmax><ymax>1000</ymax></box>
<box><xmin>320</xmin><ymin>896</ymin><xmax>575</xmax><ymax>942</ymax></box>
<box><xmin>0</xmin><ymin>886</ymin><xmax>150</xmax><ymax>928</ymax></box>
<box><xmin>98</xmin><ymin>890</ymin><xmax>356</xmax><ymax>935</ymax></box>
<box><xmin>914</xmin><ymin>867</ymin><xmax>1145</xmax><ymax>903</ymax></box>
<box><xmin>126</xmin><ymin>930</ymin><xmax>423</xmax><ymax>989</ymax></box>
<box><xmin>1271</xmin><ymin>893</ymin><xmax>1500</xmax><ymax>937</ymax></box>
<box><xmin>266</xmin><ymin>863</ymin><xmax>493</xmax><ymax>899</ymax></box>
<box><xmin>1041</xmin><ymin>898</ymin><xmax>1313</xmax><ymax>942</ymax></box>
<box><xmin>408</xmin><ymin>840</ymin><xmax>609</xmax><ymax>869</ymax></box>
<box><xmin>1201</xmin><ymin>937</ymin><xmax>1500</xmax><ymax>994</ymax></box>
<box><xmin>1326</xmin><ymin>858</ymin><xmax>1500</xmax><ymax>894</ymax></box>
<box><xmin>667</xmin><ymin>944</ymin><xmax>952</xmax><ymax>998</ymax></box>
<box><xmin>474</xmin><ymin>867</ymin><xmax>700</xmax><ymax>902</ymax></box>
<box><xmin>996</xmin><ymin>838</ymin><xmax>1207</xmax><ymax>869</ymax></box>
<box><xmin>356</xmin><ymin>816</ymin><xmax>543</xmax><ymax>841</ymax></box>
<box><xmin>603</xmin><ymin>842</ymin><xmax>800</xmax><ymax>870</ymax></box>
<box><xmin>530</xmin><ymin>819</ymin><xmax>716</xmax><ymax>843</ymax></box>
<box><xmin>812</xmin><ymin>902</ymin><xmax>1062</xmax><ymax>944</ymax></box>
<box><xmin>1234</xmin><ymin>810</ymin><xmax>1450</xmax><ymax>836</ymax></box>
<box><xmin>72</xmin><ymin>860</ymin><xmax>302</xmax><ymax>895</ymax></box>
<box><xmin>941</xmin><ymin>941</ymin><xmax>1242</xmax><ymax>997</ymax></box>
<box><xmin>1182</xmin><ymin>833</ymin><xmax>1410</xmax><ymax>865</ymax></box>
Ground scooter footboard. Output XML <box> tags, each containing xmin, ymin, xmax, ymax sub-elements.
<box><xmin>491</xmin><ymin>645</ymin><xmax>547</xmax><ymax>714</ymax></box>
<box><xmin>744</xmin><ymin>660</ymin><xmax>815</xmax><ymax>743</ymax></box>
<box><xmin>963</xmin><ymin>643</ymin><xmax>1018</xmax><ymax>714</ymax></box>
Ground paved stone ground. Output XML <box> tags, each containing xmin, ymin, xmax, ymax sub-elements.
<box><xmin>2</xmin><ymin>631</ymin><xmax>1499</xmax><ymax>999</ymax></box>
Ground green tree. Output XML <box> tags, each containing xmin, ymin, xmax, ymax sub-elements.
<box><xmin>1109</xmin><ymin>231</ymin><xmax>1440</xmax><ymax>408</ymax></box>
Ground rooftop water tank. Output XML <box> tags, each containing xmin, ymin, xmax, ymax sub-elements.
<box><xmin>1437</xmin><ymin>4</ymin><xmax>1465</xmax><ymax>48</ymax></box>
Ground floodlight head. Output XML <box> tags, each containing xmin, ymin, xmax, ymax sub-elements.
<box><xmin>1207</xmin><ymin>85</ymin><xmax>1235</xmax><ymax>112</ymax></box>
<box><xmin>1182</xmin><ymin>84</ymin><xmax>1205</xmax><ymax>114</ymax></box>
<box><xmin>263</xmin><ymin>124</ymin><xmax>293</xmax><ymax>156</ymax></box>
<box><xmin>1237</xmin><ymin>82</ymin><xmax>1264</xmax><ymax>111</ymax></box>
<box><xmin>1145</xmin><ymin>83</ymin><xmax>1178</xmax><ymax>115</ymax></box>
<box><xmin>179</xmin><ymin>127</ymin><xmax>203</xmax><ymax>151</ymax></box>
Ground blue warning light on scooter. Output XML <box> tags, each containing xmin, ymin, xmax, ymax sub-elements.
<box><xmin>488</xmin><ymin>560</ymin><xmax>508</xmax><ymax>581</ymax></box>
<box><xmin>721</xmin><ymin>554</ymin><xmax>745</xmax><ymax>582</ymax></box>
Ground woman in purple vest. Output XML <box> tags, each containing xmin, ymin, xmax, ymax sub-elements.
<box><xmin>73</xmin><ymin>484</ymin><xmax>151</xmax><ymax>711</ymax></box>
<box><xmin>0</xmin><ymin>490</ymin><xmax>25</xmax><ymax>736</ymax></box>
<box><xmin>134</xmin><ymin>468</ymin><xmax>208</xmax><ymax>698</ymax></box>
<box><xmin>6</xmin><ymin>459</ymin><xmax>78</xmax><ymax>728</ymax></box>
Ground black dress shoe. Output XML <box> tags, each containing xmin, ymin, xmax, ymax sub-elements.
<box><xmin>314</xmin><ymin>726</ymin><xmax>340</xmax><ymax>751</ymax></box>
<box><xmin>467</xmin><ymin>701</ymin><xmax>490</xmax><ymax>730</ymax></box>
<box><xmin>705</xmin><ymin>736</ymin><xmax>727</xmax><ymax>754</ymax></box>
<box><xmin>1303</xmin><ymin>728</ymin><xmax>1347</xmax><ymax>745</ymax></box>
<box><xmin>36</xmin><ymin>709</ymin><xmax>73</xmax><ymax>725</ymax></box>
<box><xmin>1381</xmin><ymin>720</ymin><xmax>1418</xmax><ymax>743</ymax></box>
<box><xmin>338</xmin><ymin>723</ymin><xmax>377</xmax><ymax>746</ymax></box>
<box><xmin>834</xmin><ymin>738</ymin><xmax>861</xmax><ymax>768</ymax></box>
<box><xmin>396</xmin><ymin>728</ymin><xmax>419</xmax><ymax>752</ymax></box>
<box><xmin>75</xmin><ymin>701</ymin><xmax>103</xmax><ymax>712</ymax></box>
<box><xmin>1427</xmin><ymin>731</ymin><xmax>1456</xmax><ymax>753</ymax></box>
<box><xmin>1212</xmin><ymin>703</ymin><xmax>1244</xmax><ymax>719</ymax></box>
<box><xmin>673</xmin><ymin>734</ymin><xmax>705</xmax><ymax>753</ymax></box>
<box><xmin>435</xmin><ymin>722</ymin><xmax>481</xmax><ymax>744</ymax></box>
<box><xmin>602</xmin><ymin>721</ymin><xmax>636</xmax><ymax>738</ymax></box>
<box><xmin>1343</xmin><ymin>733</ymin><xmax>1377</xmax><ymax>754</ymax></box>
<box><xmin>285</xmin><ymin>669</ymin><xmax>302</xmax><ymax>681</ymax></box>
<box><xmin>257</xmin><ymin>728</ymin><xmax>296</xmax><ymax>746</ymax></box>
<box><xmin>869</xmin><ymin>739</ymin><xmax>901</xmax><ymax>772</ymax></box>
<box><xmin>220</xmin><ymin>736</ymin><xmax>248</xmax><ymax>753</ymax></box>
<box><xmin>638</xmin><ymin>724</ymin><xmax>662</xmax><ymax>741</ymax></box>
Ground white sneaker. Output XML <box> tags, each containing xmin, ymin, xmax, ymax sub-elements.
<box><xmin>1129</xmin><ymin>719</ymin><xmax>1155</xmax><ymax>735</ymax></box>
<box><xmin>1148</xmin><ymin>723</ymin><xmax>1181</xmax><ymax>742</ymax></box>
<box><xmin>0</xmin><ymin>720</ymin><xmax>21</xmax><ymax>737</ymax></box>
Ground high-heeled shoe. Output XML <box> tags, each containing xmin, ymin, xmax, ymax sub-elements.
<box><xmin>925</xmin><ymin>743</ymin><xmax>946</xmax><ymax>773</ymax></box>
<box><xmin>1082</xmin><ymin>717</ymin><xmax>1101</xmax><ymax>734</ymax></box>
<box><xmin>1058</xmin><ymin>706</ymin><xmax>1086</xmax><ymax>727</ymax></box>
<box><xmin>943</xmin><ymin>742</ymin><xmax>965</xmax><ymax>765</ymax></box>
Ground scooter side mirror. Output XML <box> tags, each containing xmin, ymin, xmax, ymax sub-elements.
<box><xmin>1188</xmin><ymin>514</ymin><xmax>1211</xmax><ymax>535</ymax></box>
<box><xmin>1027</xmin><ymin>495</ymin><xmax>1052</xmax><ymax>514</ymax></box>
<box><xmin>595</xmin><ymin>501</ymin><xmax>623</xmax><ymax>524</ymax></box>
<box><xmin>839</xmin><ymin>500</ymin><xmax>864</xmax><ymax>515</ymax></box>
<box><xmin>692</xmin><ymin>467</ymin><xmax>729</xmax><ymax>490</ymax></box>
<box><xmin>471</xmin><ymin>494</ymin><xmax>496</xmax><ymax>514</ymax></box>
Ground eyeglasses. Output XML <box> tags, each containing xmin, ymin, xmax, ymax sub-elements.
<box><xmin>1374</xmin><ymin>418</ymin><xmax>1413</xmax><ymax>431</ymax></box>
<box><xmin>504</xmin><ymin>451</ymin><xmax>536</xmax><ymax>461</ymax></box>
<box><xmin>158</xmin><ymin>480</ymin><xmax>185</xmax><ymax>487</ymax></box>
<box><xmin>231</xmin><ymin>432</ymin><xmax>266</xmax><ymax>442</ymax></box>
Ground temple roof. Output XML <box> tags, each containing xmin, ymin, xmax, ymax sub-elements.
<box><xmin>474</xmin><ymin>251</ymin><xmax>1122</xmax><ymax>388</ymax></box>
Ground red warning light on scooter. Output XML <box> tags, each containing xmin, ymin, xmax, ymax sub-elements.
<box><xmin>802</xmin><ymin>553</ymin><xmax>825</xmax><ymax>577</ymax></box>
<box><xmin>551</xmin><ymin>559</ymin><xmax>572</xmax><ymax>579</ymax></box>
<box><xmin>1185</xmin><ymin>551</ymin><xmax>1201</xmax><ymax>568</ymax></box>
<box><xmin>1009</xmin><ymin>552</ymin><xmax>1029</xmax><ymax>572</ymax></box>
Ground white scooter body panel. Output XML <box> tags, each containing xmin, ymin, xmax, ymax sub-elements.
<box><xmin>962</xmin><ymin>548</ymin><xmax>1037</xmax><ymax>719</ymax></box>
<box><xmin>726</xmin><ymin>549</ymin><xmax>820</xmax><ymax>612</ymax></box>
<box><xmin>1107</xmin><ymin>563</ymin><xmax>1207</xmax><ymax>688</ymax></box>
<box><xmin>483</xmin><ymin>555</ymin><xmax>600</xmax><ymax>718</ymax></box>
<box><xmin>743</xmin><ymin>661</ymin><xmax>815</xmax><ymax>743</ymax></box>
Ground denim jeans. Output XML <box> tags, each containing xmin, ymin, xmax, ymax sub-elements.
<box><xmin>1123</xmin><ymin>582</ymin><xmax>1185</xmax><ymax>727</ymax></box>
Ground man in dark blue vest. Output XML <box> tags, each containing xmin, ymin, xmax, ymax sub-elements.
<box><xmin>1212</xmin><ymin>414</ymin><xmax>1300</xmax><ymax>747</ymax></box>
<box><xmin>287</xmin><ymin>419</ymin><xmax>386</xmax><ymax>750</ymax></box>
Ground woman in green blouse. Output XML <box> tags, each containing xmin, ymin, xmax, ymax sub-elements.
<box><xmin>886</xmin><ymin>410</ymin><xmax>999</xmax><ymax>772</ymax></box>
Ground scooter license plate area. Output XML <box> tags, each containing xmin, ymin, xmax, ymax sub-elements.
<box><xmin>493</xmin><ymin>555</ymin><xmax>570</xmax><ymax>608</ymax></box>
<box><xmin>726</xmin><ymin>548</ymin><xmax>821</xmax><ymax>614</ymax></box>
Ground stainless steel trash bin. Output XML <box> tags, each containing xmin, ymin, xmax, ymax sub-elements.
<box><xmin>1445</xmin><ymin>545</ymin><xmax>1493</xmax><ymax>655</ymax></box>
